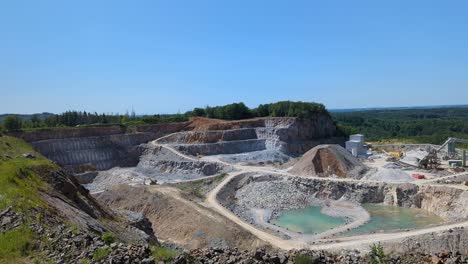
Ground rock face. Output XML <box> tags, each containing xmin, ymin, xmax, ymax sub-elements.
<box><xmin>31</xmin><ymin>133</ymin><xmax>153</xmax><ymax>172</ymax></box>
<box><xmin>15</xmin><ymin>116</ymin><xmax>343</xmax><ymax>173</ymax></box>
<box><xmin>290</xmin><ymin>144</ymin><xmax>367</xmax><ymax>178</ymax></box>
<box><xmin>160</xmin><ymin>116</ymin><xmax>345</xmax><ymax>157</ymax></box>
<box><xmin>14</xmin><ymin>123</ymin><xmax>190</xmax><ymax>173</ymax></box>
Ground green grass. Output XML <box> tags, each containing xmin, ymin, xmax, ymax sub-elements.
<box><xmin>0</xmin><ymin>226</ymin><xmax>35</xmax><ymax>263</ymax></box>
<box><xmin>101</xmin><ymin>232</ymin><xmax>116</xmax><ymax>245</ymax></box>
<box><xmin>92</xmin><ymin>247</ymin><xmax>111</xmax><ymax>261</ymax></box>
<box><xmin>294</xmin><ymin>254</ymin><xmax>313</xmax><ymax>264</ymax></box>
<box><xmin>0</xmin><ymin>136</ymin><xmax>52</xmax><ymax>211</ymax></box>
<box><xmin>151</xmin><ymin>246</ymin><xmax>178</xmax><ymax>263</ymax></box>
<box><xmin>0</xmin><ymin>136</ymin><xmax>58</xmax><ymax>262</ymax></box>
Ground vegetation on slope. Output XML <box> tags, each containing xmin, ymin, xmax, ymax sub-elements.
<box><xmin>0</xmin><ymin>136</ymin><xmax>54</xmax><ymax>263</ymax></box>
<box><xmin>0</xmin><ymin>136</ymin><xmax>51</xmax><ymax>211</ymax></box>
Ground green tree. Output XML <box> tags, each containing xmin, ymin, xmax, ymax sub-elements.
<box><xmin>3</xmin><ymin>115</ymin><xmax>22</xmax><ymax>132</ymax></box>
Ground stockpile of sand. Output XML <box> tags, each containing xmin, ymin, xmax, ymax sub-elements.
<box><xmin>290</xmin><ymin>144</ymin><xmax>367</xmax><ymax>178</ymax></box>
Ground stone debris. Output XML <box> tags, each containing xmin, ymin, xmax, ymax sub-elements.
<box><xmin>173</xmin><ymin>247</ymin><xmax>468</xmax><ymax>264</ymax></box>
<box><xmin>21</xmin><ymin>153</ymin><xmax>36</xmax><ymax>159</ymax></box>
<box><xmin>361</xmin><ymin>168</ymin><xmax>414</xmax><ymax>182</ymax></box>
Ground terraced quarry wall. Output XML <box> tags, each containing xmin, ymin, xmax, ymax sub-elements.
<box><xmin>17</xmin><ymin>115</ymin><xmax>343</xmax><ymax>172</ymax></box>
<box><xmin>15</xmin><ymin>122</ymin><xmax>191</xmax><ymax>173</ymax></box>
<box><xmin>162</xmin><ymin>116</ymin><xmax>345</xmax><ymax>156</ymax></box>
<box><xmin>31</xmin><ymin>133</ymin><xmax>154</xmax><ymax>172</ymax></box>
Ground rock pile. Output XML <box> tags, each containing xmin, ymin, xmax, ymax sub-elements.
<box><xmin>290</xmin><ymin>145</ymin><xmax>367</xmax><ymax>178</ymax></box>
<box><xmin>173</xmin><ymin>247</ymin><xmax>468</xmax><ymax>264</ymax></box>
<box><xmin>0</xmin><ymin>206</ymin><xmax>156</xmax><ymax>264</ymax></box>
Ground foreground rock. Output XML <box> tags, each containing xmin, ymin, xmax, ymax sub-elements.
<box><xmin>174</xmin><ymin>247</ymin><xmax>468</xmax><ymax>264</ymax></box>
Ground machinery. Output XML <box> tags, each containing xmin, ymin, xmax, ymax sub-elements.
<box><xmin>389</xmin><ymin>151</ymin><xmax>404</xmax><ymax>159</ymax></box>
<box><xmin>418</xmin><ymin>137</ymin><xmax>468</xmax><ymax>169</ymax></box>
<box><xmin>437</xmin><ymin>137</ymin><xmax>468</xmax><ymax>159</ymax></box>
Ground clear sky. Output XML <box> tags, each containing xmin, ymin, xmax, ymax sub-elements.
<box><xmin>1</xmin><ymin>0</ymin><xmax>467</xmax><ymax>114</ymax></box>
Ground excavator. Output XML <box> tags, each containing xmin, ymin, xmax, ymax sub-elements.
<box><xmin>418</xmin><ymin>137</ymin><xmax>468</xmax><ymax>169</ymax></box>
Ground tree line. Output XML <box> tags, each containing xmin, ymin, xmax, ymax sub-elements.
<box><xmin>332</xmin><ymin>107</ymin><xmax>468</xmax><ymax>144</ymax></box>
<box><xmin>1</xmin><ymin>101</ymin><xmax>329</xmax><ymax>132</ymax></box>
<box><xmin>187</xmin><ymin>101</ymin><xmax>329</xmax><ymax>120</ymax></box>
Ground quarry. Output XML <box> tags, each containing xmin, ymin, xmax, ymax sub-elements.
<box><xmin>5</xmin><ymin>114</ymin><xmax>468</xmax><ymax>262</ymax></box>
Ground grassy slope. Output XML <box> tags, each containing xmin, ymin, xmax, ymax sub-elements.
<box><xmin>0</xmin><ymin>136</ymin><xmax>55</xmax><ymax>263</ymax></box>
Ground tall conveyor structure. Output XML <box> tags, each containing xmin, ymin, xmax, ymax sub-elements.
<box><xmin>419</xmin><ymin>137</ymin><xmax>468</xmax><ymax>169</ymax></box>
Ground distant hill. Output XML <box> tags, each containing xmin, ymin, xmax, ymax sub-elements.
<box><xmin>0</xmin><ymin>112</ymin><xmax>55</xmax><ymax>122</ymax></box>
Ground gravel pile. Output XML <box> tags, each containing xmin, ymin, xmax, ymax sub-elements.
<box><xmin>400</xmin><ymin>149</ymin><xmax>429</xmax><ymax>166</ymax></box>
<box><xmin>362</xmin><ymin>168</ymin><xmax>414</xmax><ymax>182</ymax></box>
<box><xmin>290</xmin><ymin>145</ymin><xmax>367</xmax><ymax>179</ymax></box>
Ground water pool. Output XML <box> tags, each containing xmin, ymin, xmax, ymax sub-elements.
<box><xmin>345</xmin><ymin>204</ymin><xmax>444</xmax><ymax>235</ymax></box>
<box><xmin>271</xmin><ymin>206</ymin><xmax>346</xmax><ymax>234</ymax></box>
<box><xmin>271</xmin><ymin>204</ymin><xmax>444</xmax><ymax>235</ymax></box>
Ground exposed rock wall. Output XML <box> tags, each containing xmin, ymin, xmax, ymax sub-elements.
<box><xmin>19</xmin><ymin>115</ymin><xmax>343</xmax><ymax>172</ymax></box>
<box><xmin>22</xmin><ymin>122</ymin><xmax>192</xmax><ymax>173</ymax></box>
<box><xmin>157</xmin><ymin>128</ymin><xmax>257</xmax><ymax>144</ymax></box>
<box><xmin>10</xmin><ymin>125</ymin><xmax>126</xmax><ymax>141</ymax></box>
<box><xmin>174</xmin><ymin>139</ymin><xmax>267</xmax><ymax>156</ymax></box>
<box><xmin>32</xmin><ymin>133</ymin><xmax>154</xmax><ymax>172</ymax></box>
<box><xmin>163</xmin><ymin>116</ymin><xmax>344</xmax><ymax>156</ymax></box>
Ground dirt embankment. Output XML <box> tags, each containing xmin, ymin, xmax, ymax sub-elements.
<box><xmin>95</xmin><ymin>184</ymin><xmax>269</xmax><ymax>250</ymax></box>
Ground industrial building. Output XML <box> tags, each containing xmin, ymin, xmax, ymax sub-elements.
<box><xmin>345</xmin><ymin>134</ymin><xmax>371</xmax><ymax>158</ymax></box>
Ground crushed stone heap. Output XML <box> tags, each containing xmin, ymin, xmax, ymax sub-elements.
<box><xmin>290</xmin><ymin>144</ymin><xmax>367</xmax><ymax>178</ymax></box>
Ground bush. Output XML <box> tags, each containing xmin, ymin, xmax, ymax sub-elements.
<box><xmin>101</xmin><ymin>232</ymin><xmax>116</xmax><ymax>245</ymax></box>
<box><xmin>370</xmin><ymin>243</ymin><xmax>387</xmax><ymax>264</ymax></box>
<box><xmin>151</xmin><ymin>246</ymin><xmax>178</xmax><ymax>263</ymax></box>
<box><xmin>92</xmin><ymin>247</ymin><xmax>111</xmax><ymax>261</ymax></box>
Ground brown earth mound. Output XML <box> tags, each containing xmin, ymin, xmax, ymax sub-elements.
<box><xmin>290</xmin><ymin>144</ymin><xmax>367</xmax><ymax>178</ymax></box>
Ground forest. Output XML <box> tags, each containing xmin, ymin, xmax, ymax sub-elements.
<box><xmin>332</xmin><ymin>107</ymin><xmax>468</xmax><ymax>144</ymax></box>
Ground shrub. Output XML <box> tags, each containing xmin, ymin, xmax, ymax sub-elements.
<box><xmin>92</xmin><ymin>247</ymin><xmax>111</xmax><ymax>261</ymax></box>
<box><xmin>370</xmin><ymin>243</ymin><xmax>388</xmax><ymax>264</ymax></box>
<box><xmin>151</xmin><ymin>246</ymin><xmax>178</xmax><ymax>263</ymax></box>
<box><xmin>101</xmin><ymin>232</ymin><xmax>116</xmax><ymax>245</ymax></box>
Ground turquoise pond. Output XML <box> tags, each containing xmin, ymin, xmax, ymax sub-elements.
<box><xmin>270</xmin><ymin>206</ymin><xmax>346</xmax><ymax>234</ymax></box>
<box><xmin>271</xmin><ymin>204</ymin><xmax>444</xmax><ymax>235</ymax></box>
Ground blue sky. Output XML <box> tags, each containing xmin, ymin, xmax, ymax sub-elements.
<box><xmin>1</xmin><ymin>0</ymin><xmax>467</xmax><ymax>114</ymax></box>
